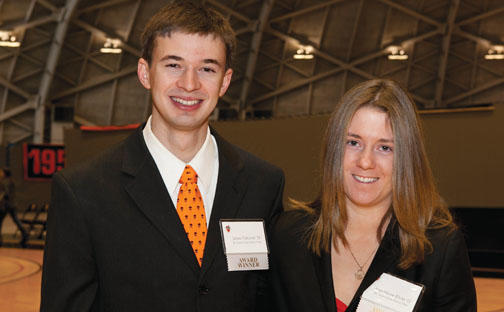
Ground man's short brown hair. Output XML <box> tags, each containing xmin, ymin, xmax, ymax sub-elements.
<box><xmin>141</xmin><ymin>0</ymin><xmax>236</xmax><ymax>69</ymax></box>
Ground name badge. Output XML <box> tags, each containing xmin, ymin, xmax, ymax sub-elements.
<box><xmin>357</xmin><ymin>273</ymin><xmax>425</xmax><ymax>312</ymax></box>
<box><xmin>219</xmin><ymin>219</ymin><xmax>269</xmax><ymax>271</ymax></box>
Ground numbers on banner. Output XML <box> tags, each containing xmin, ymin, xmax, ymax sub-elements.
<box><xmin>25</xmin><ymin>145</ymin><xmax>65</xmax><ymax>179</ymax></box>
<box><xmin>41</xmin><ymin>149</ymin><xmax>56</xmax><ymax>175</ymax></box>
<box><xmin>27</xmin><ymin>148</ymin><xmax>41</xmax><ymax>174</ymax></box>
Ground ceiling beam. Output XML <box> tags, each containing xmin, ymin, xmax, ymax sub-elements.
<box><xmin>250</xmin><ymin>67</ymin><xmax>343</xmax><ymax>105</ymax></box>
<box><xmin>9</xmin><ymin>132</ymin><xmax>33</xmax><ymax>144</ymax></box>
<box><xmin>77</xmin><ymin>0</ymin><xmax>132</xmax><ymax>14</ymax></box>
<box><xmin>272</xmin><ymin>0</ymin><xmax>301</xmax><ymax>117</ymax></box>
<box><xmin>236</xmin><ymin>0</ymin><xmax>257</xmax><ymax>9</ymax></box>
<box><xmin>262</xmin><ymin>27</ymin><xmax>431</xmax><ymax>106</ymax></box>
<box><xmin>206</xmin><ymin>0</ymin><xmax>252</xmax><ymax>24</ymax></box>
<box><xmin>346</xmin><ymin>0</ymin><xmax>364</xmax><ymax>62</ymax></box>
<box><xmin>0</xmin><ymin>52</ymin><xmax>14</xmax><ymax>62</ymax></box>
<box><xmin>450</xmin><ymin>50</ymin><xmax>503</xmax><ymax>80</ymax></box>
<box><xmin>34</xmin><ymin>0</ymin><xmax>80</xmax><ymax>143</ymax></box>
<box><xmin>376</xmin><ymin>0</ymin><xmax>443</xmax><ymax>28</ymax></box>
<box><xmin>235</xmin><ymin>24</ymin><xmax>254</xmax><ymax>36</ymax></box>
<box><xmin>400</xmin><ymin>28</ymin><xmax>443</xmax><ymax>47</ymax></box>
<box><xmin>342</xmin><ymin>0</ymin><xmax>364</xmax><ymax>93</ymax></box>
<box><xmin>434</xmin><ymin>0</ymin><xmax>459</xmax><ymax>107</ymax></box>
<box><xmin>64</xmin><ymin>42</ymin><xmax>115</xmax><ymax>73</ymax></box>
<box><xmin>445</xmin><ymin>77</ymin><xmax>504</xmax><ymax>105</ymax></box>
<box><xmin>36</xmin><ymin>0</ymin><xmax>58</xmax><ymax>12</ymax></box>
<box><xmin>266</xmin><ymin>28</ymin><xmax>375</xmax><ymax>79</ymax></box>
<box><xmin>410</xmin><ymin>76</ymin><xmax>433</xmax><ymax>91</ymax></box>
<box><xmin>1</xmin><ymin>12</ymin><xmax>60</xmax><ymax>32</ymax></box>
<box><xmin>0</xmin><ymin>75</ymin><xmax>32</xmax><ymax>99</ymax></box>
<box><xmin>457</xmin><ymin>6</ymin><xmax>504</xmax><ymax>26</ymax></box>
<box><xmin>259</xmin><ymin>47</ymin><xmax>311</xmax><ymax>78</ymax></box>
<box><xmin>308</xmin><ymin>4</ymin><xmax>332</xmax><ymax>115</ymax></box>
<box><xmin>71</xmin><ymin>19</ymin><xmax>141</xmax><ymax>57</ymax></box>
<box><xmin>0</xmin><ymin>100</ymin><xmax>35</xmax><ymax>123</ymax></box>
<box><xmin>270</xmin><ymin>0</ymin><xmax>347</xmax><ymax>23</ymax></box>
<box><xmin>238</xmin><ymin>0</ymin><xmax>275</xmax><ymax>119</ymax></box>
<box><xmin>73</xmin><ymin>114</ymin><xmax>98</xmax><ymax>126</ymax></box>
<box><xmin>458</xmin><ymin>0</ymin><xmax>480</xmax><ymax>14</ymax></box>
<box><xmin>13</xmin><ymin>68</ymin><xmax>43</xmax><ymax>83</ymax></box>
<box><xmin>20</xmin><ymin>38</ymin><xmax>52</xmax><ymax>52</ymax></box>
<box><xmin>0</xmin><ymin>0</ymin><xmax>37</xmax><ymax>145</ymax></box>
<box><xmin>8</xmin><ymin>118</ymin><xmax>33</xmax><ymax>132</ymax></box>
<box><xmin>454</xmin><ymin>27</ymin><xmax>491</xmax><ymax>46</ymax></box>
<box><xmin>108</xmin><ymin>0</ymin><xmax>142</xmax><ymax>125</ymax></box>
<box><xmin>51</xmin><ymin>65</ymin><xmax>137</xmax><ymax>100</ymax></box>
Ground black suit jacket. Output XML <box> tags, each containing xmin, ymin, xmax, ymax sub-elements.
<box><xmin>41</xmin><ymin>127</ymin><xmax>284</xmax><ymax>312</ymax></box>
<box><xmin>269</xmin><ymin>210</ymin><xmax>477</xmax><ymax>312</ymax></box>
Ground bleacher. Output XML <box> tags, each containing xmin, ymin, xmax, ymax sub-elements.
<box><xmin>19</xmin><ymin>203</ymin><xmax>48</xmax><ymax>243</ymax></box>
<box><xmin>452</xmin><ymin>207</ymin><xmax>504</xmax><ymax>278</ymax></box>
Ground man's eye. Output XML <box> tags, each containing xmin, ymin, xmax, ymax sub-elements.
<box><xmin>202</xmin><ymin>67</ymin><xmax>216</xmax><ymax>73</ymax></box>
<box><xmin>166</xmin><ymin>63</ymin><xmax>179</xmax><ymax>68</ymax></box>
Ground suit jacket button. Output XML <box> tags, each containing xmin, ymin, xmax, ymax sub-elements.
<box><xmin>198</xmin><ymin>286</ymin><xmax>209</xmax><ymax>295</ymax></box>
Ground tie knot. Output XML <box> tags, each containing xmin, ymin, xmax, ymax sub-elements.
<box><xmin>179</xmin><ymin>165</ymin><xmax>198</xmax><ymax>184</ymax></box>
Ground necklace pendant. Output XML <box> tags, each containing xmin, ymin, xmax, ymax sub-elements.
<box><xmin>355</xmin><ymin>269</ymin><xmax>364</xmax><ymax>280</ymax></box>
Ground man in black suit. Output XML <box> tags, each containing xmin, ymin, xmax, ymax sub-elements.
<box><xmin>40</xmin><ymin>1</ymin><xmax>284</xmax><ymax>311</ymax></box>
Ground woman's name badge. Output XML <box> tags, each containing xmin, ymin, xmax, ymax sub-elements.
<box><xmin>357</xmin><ymin>273</ymin><xmax>425</xmax><ymax>312</ymax></box>
<box><xmin>219</xmin><ymin>219</ymin><xmax>269</xmax><ymax>271</ymax></box>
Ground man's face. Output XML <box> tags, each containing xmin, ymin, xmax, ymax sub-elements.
<box><xmin>138</xmin><ymin>32</ymin><xmax>232</xmax><ymax>135</ymax></box>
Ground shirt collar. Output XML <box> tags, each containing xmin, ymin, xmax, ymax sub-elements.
<box><xmin>143</xmin><ymin>116</ymin><xmax>217</xmax><ymax>195</ymax></box>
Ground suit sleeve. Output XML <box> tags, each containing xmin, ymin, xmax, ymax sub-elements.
<box><xmin>40</xmin><ymin>172</ymin><xmax>98</xmax><ymax>312</ymax></box>
<box><xmin>432</xmin><ymin>229</ymin><xmax>477</xmax><ymax>312</ymax></box>
<box><xmin>267</xmin><ymin>171</ymin><xmax>285</xmax><ymax>230</ymax></box>
<box><xmin>256</xmin><ymin>170</ymin><xmax>285</xmax><ymax>312</ymax></box>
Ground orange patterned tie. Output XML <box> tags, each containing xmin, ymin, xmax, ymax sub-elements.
<box><xmin>176</xmin><ymin>165</ymin><xmax>207</xmax><ymax>266</ymax></box>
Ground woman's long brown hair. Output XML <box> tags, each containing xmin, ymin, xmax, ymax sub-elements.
<box><xmin>296</xmin><ymin>79</ymin><xmax>454</xmax><ymax>269</ymax></box>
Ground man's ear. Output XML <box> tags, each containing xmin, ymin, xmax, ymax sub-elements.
<box><xmin>137</xmin><ymin>58</ymin><xmax>151</xmax><ymax>90</ymax></box>
<box><xmin>219</xmin><ymin>68</ymin><xmax>233</xmax><ymax>97</ymax></box>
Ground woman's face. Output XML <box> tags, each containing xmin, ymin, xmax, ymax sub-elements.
<box><xmin>343</xmin><ymin>106</ymin><xmax>394</xmax><ymax>212</ymax></box>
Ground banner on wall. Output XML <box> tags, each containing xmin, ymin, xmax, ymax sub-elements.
<box><xmin>23</xmin><ymin>143</ymin><xmax>65</xmax><ymax>181</ymax></box>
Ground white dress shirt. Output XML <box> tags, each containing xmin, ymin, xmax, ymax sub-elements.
<box><xmin>143</xmin><ymin>117</ymin><xmax>219</xmax><ymax>226</ymax></box>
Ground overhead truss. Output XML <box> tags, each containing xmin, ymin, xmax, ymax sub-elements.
<box><xmin>0</xmin><ymin>0</ymin><xmax>503</xmax><ymax>145</ymax></box>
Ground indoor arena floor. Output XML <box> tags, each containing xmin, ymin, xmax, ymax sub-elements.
<box><xmin>0</xmin><ymin>247</ymin><xmax>503</xmax><ymax>312</ymax></box>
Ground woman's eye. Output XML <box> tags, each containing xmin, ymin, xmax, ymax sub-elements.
<box><xmin>379</xmin><ymin>145</ymin><xmax>393</xmax><ymax>152</ymax></box>
<box><xmin>347</xmin><ymin>140</ymin><xmax>359</xmax><ymax>146</ymax></box>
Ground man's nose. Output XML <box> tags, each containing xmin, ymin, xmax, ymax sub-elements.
<box><xmin>177</xmin><ymin>69</ymin><xmax>201</xmax><ymax>91</ymax></box>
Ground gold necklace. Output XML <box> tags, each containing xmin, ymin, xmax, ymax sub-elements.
<box><xmin>347</xmin><ymin>244</ymin><xmax>378</xmax><ymax>280</ymax></box>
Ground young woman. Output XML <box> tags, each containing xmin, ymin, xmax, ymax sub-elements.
<box><xmin>270</xmin><ymin>79</ymin><xmax>476</xmax><ymax>312</ymax></box>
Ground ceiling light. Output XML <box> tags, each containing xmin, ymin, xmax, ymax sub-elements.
<box><xmin>386</xmin><ymin>45</ymin><xmax>408</xmax><ymax>60</ymax></box>
<box><xmin>485</xmin><ymin>45</ymin><xmax>504</xmax><ymax>60</ymax></box>
<box><xmin>0</xmin><ymin>30</ymin><xmax>20</xmax><ymax>47</ymax></box>
<box><xmin>293</xmin><ymin>45</ymin><xmax>314</xmax><ymax>60</ymax></box>
<box><xmin>100</xmin><ymin>38</ymin><xmax>122</xmax><ymax>54</ymax></box>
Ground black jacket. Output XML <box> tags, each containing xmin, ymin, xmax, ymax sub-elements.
<box><xmin>269</xmin><ymin>210</ymin><xmax>476</xmax><ymax>312</ymax></box>
<box><xmin>41</xmin><ymin>127</ymin><xmax>285</xmax><ymax>312</ymax></box>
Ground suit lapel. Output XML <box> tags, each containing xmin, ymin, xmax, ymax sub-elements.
<box><xmin>346</xmin><ymin>222</ymin><xmax>400</xmax><ymax>311</ymax></box>
<box><xmin>201</xmin><ymin>132</ymin><xmax>248</xmax><ymax>274</ymax></box>
<box><xmin>122</xmin><ymin>129</ymin><xmax>200</xmax><ymax>274</ymax></box>
<box><xmin>311</xmin><ymin>222</ymin><xmax>400</xmax><ymax>312</ymax></box>
<box><xmin>313</xmin><ymin>251</ymin><xmax>337</xmax><ymax>312</ymax></box>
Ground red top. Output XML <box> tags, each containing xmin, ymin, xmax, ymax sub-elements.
<box><xmin>336</xmin><ymin>298</ymin><xmax>348</xmax><ymax>312</ymax></box>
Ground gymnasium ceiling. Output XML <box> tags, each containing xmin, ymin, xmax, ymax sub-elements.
<box><xmin>0</xmin><ymin>0</ymin><xmax>503</xmax><ymax>144</ymax></box>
